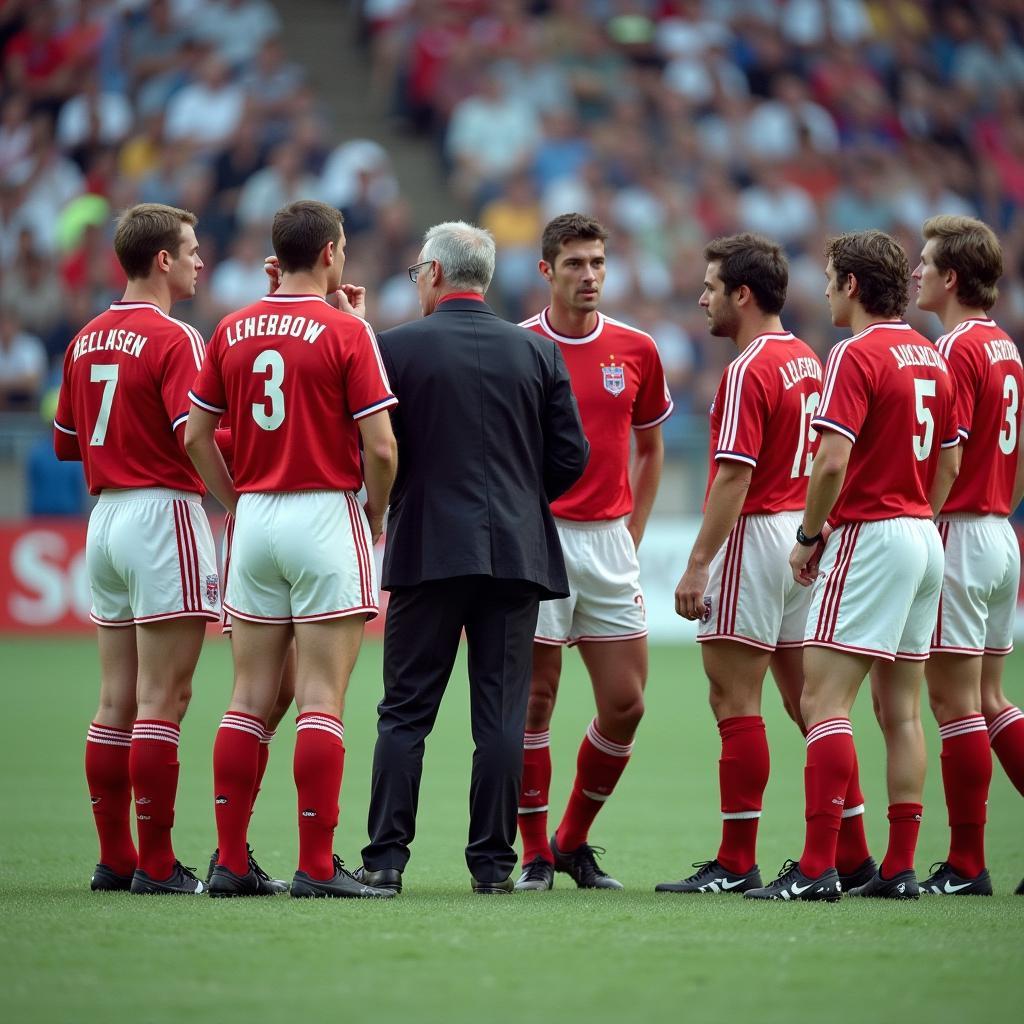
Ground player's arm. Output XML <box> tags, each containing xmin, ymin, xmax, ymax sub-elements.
<box><xmin>675</xmin><ymin>459</ymin><xmax>752</xmax><ymax>620</ymax></box>
<box><xmin>790</xmin><ymin>429</ymin><xmax>851</xmax><ymax>585</ymax></box>
<box><xmin>358</xmin><ymin>408</ymin><xmax>398</xmax><ymax>544</ymax></box>
<box><xmin>627</xmin><ymin>424</ymin><xmax>663</xmax><ymax>549</ymax></box>
<box><xmin>929</xmin><ymin>444</ymin><xmax>961</xmax><ymax>516</ymax></box>
<box><xmin>184</xmin><ymin>407</ymin><xmax>238</xmax><ymax>514</ymax></box>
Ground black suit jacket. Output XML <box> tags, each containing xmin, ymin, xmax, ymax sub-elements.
<box><xmin>378</xmin><ymin>298</ymin><xmax>588</xmax><ymax>599</ymax></box>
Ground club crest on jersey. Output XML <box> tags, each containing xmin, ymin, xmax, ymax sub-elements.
<box><xmin>601</xmin><ymin>356</ymin><xmax>625</xmax><ymax>396</ymax></box>
<box><xmin>205</xmin><ymin>574</ymin><xmax>220</xmax><ymax>606</ymax></box>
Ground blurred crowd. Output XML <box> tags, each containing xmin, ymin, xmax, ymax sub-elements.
<box><xmin>4</xmin><ymin>0</ymin><xmax>1024</xmax><ymax>445</ymax></box>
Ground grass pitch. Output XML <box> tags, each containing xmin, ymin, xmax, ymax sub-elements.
<box><xmin>1</xmin><ymin>637</ymin><xmax>1021</xmax><ymax>1024</ymax></box>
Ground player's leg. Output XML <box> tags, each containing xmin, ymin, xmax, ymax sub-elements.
<box><xmin>212</xmin><ymin>619</ymin><xmax>292</xmax><ymax>883</ymax></box>
<box><xmin>129</xmin><ymin>617</ymin><xmax>207</xmax><ymax>893</ymax></box>
<box><xmin>254</xmin><ymin>641</ymin><xmax>295</xmax><ymax>815</ymax></box>
<box><xmin>983</xmin><ymin>654</ymin><xmax>1024</xmax><ymax>796</ymax></box>
<box><xmin>867</xmin><ymin>658</ymin><xmax>926</xmax><ymax>894</ymax></box>
<box><xmin>516</xmin><ymin>642</ymin><xmax>561</xmax><ymax>883</ymax></box>
<box><xmin>548</xmin><ymin>637</ymin><xmax>645</xmax><ymax>889</ymax></box>
<box><xmin>86</xmin><ymin>625</ymin><xmax>139</xmax><ymax>888</ymax></box>
<box><xmin>924</xmin><ymin>653</ymin><xmax>992</xmax><ymax>887</ymax></box>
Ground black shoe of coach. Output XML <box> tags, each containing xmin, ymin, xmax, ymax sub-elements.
<box><xmin>353</xmin><ymin>866</ymin><xmax>403</xmax><ymax>893</ymax></box>
<box><xmin>471</xmin><ymin>874</ymin><xmax>515</xmax><ymax>895</ymax></box>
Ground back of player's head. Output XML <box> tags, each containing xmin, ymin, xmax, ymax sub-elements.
<box><xmin>922</xmin><ymin>214</ymin><xmax>1002</xmax><ymax>310</ymax></box>
<box><xmin>703</xmin><ymin>233</ymin><xmax>788</xmax><ymax>315</ymax></box>
<box><xmin>114</xmin><ymin>203</ymin><xmax>197</xmax><ymax>280</ymax></box>
<box><xmin>421</xmin><ymin>221</ymin><xmax>495</xmax><ymax>291</ymax></box>
<box><xmin>272</xmin><ymin>200</ymin><xmax>343</xmax><ymax>273</ymax></box>
<box><xmin>824</xmin><ymin>230</ymin><xmax>909</xmax><ymax>318</ymax></box>
<box><xmin>541</xmin><ymin>213</ymin><xmax>609</xmax><ymax>266</ymax></box>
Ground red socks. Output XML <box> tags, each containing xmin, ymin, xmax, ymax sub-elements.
<box><xmin>799</xmin><ymin>718</ymin><xmax>855</xmax><ymax>879</ymax></box>
<box><xmin>294</xmin><ymin>713</ymin><xmax>345</xmax><ymax>880</ymax></box>
<box><xmin>85</xmin><ymin>723</ymin><xmax>137</xmax><ymax>877</ymax></box>
<box><xmin>835</xmin><ymin>752</ymin><xmax>871</xmax><ymax>875</ymax></box>
<box><xmin>989</xmin><ymin>705</ymin><xmax>1024</xmax><ymax>797</ymax></box>
<box><xmin>129</xmin><ymin>719</ymin><xmax>181</xmax><ymax>881</ymax></box>
<box><xmin>881</xmin><ymin>802</ymin><xmax>923</xmax><ymax>877</ymax></box>
<box><xmin>555</xmin><ymin>720</ymin><xmax>633</xmax><ymax>853</ymax></box>
<box><xmin>253</xmin><ymin>727</ymin><xmax>275</xmax><ymax>815</ymax></box>
<box><xmin>518</xmin><ymin>730</ymin><xmax>552</xmax><ymax>864</ymax></box>
<box><xmin>212</xmin><ymin>711</ymin><xmax>266</xmax><ymax>877</ymax></box>
<box><xmin>716</xmin><ymin>716</ymin><xmax>769</xmax><ymax>874</ymax></box>
<box><xmin>939</xmin><ymin>715</ymin><xmax>991</xmax><ymax>878</ymax></box>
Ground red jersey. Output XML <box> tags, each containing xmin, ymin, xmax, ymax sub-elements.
<box><xmin>190</xmin><ymin>294</ymin><xmax>396</xmax><ymax>493</ymax></box>
<box><xmin>813</xmin><ymin>321</ymin><xmax>959</xmax><ymax>526</ymax></box>
<box><xmin>936</xmin><ymin>318</ymin><xmax>1023</xmax><ymax>516</ymax></box>
<box><xmin>53</xmin><ymin>301</ymin><xmax>206</xmax><ymax>495</ymax></box>
<box><xmin>706</xmin><ymin>332</ymin><xmax>822</xmax><ymax>515</ymax></box>
<box><xmin>520</xmin><ymin>308</ymin><xmax>673</xmax><ymax>521</ymax></box>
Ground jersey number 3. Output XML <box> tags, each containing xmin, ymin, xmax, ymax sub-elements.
<box><xmin>252</xmin><ymin>350</ymin><xmax>285</xmax><ymax>431</ymax></box>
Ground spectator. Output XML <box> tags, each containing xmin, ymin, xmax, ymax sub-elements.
<box><xmin>0</xmin><ymin>306</ymin><xmax>47</xmax><ymax>411</ymax></box>
<box><xmin>164</xmin><ymin>54</ymin><xmax>246</xmax><ymax>151</ymax></box>
<box><xmin>56</xmin><ymin>71</ymin><xmax>134</xmax><ymax>154</ymax></box>
<box><xmin>236</xmin><ymin>141</ymin><xmax>321</xmax><ymax>228</ymax></box>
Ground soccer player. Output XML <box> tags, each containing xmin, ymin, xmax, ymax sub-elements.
<box><xmin>54</xmin><ymin>203</ymin><xmax>217</xmax><ymax>895</ymax></box>
<box><xmin>655</xmin><ymin>233</ymin><xmax>834</xmax><ymax>895</ymax></box>
<box><xmin>745</xmin><ymin>229</ymin><xmax>959</xmax><ymax>901</ymax></box>
<box><xmin>914</xmin><ymin>215</ymin><xmax>1024</xmax><ymax>896</ymax></box>
<box><xmin>185</xmin><ymin>200</ymin><xmax>399</xmax><ymax>899</ymax></box>
<box><xmin>515</xmin><ymin>213</ymin><xmax>672</xmax><ymax>891</ymax></box>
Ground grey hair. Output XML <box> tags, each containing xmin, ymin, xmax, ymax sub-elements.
<box><xmin>421</xmin><ymin>221</ymin><xmax>495</xmax><ymax>291</ymax></box>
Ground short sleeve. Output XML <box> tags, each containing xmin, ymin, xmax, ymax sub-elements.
<box><xmin>344</xmin><ymin>319</ymin><xmax>398</xmax><ymax>421</ymax></box>
<box><xmin>813</xmin><ymin>343</ymin><xmax>870</xmax><ymax>442</ymax></box>
<box><xmin>189</xmin><ymin>327</ymin><xmax>227</xmax><ymax>416</ymax></box>
<box><xmin>940</xmin><ymin>370</ymin><xmax>960</xmax><ymax>449</ymax></box>
<box><xmin>54</xmin><ymin>345</ymin><xmax>77</xmax><ymax>438</ymax></box>
<box><xmin>632</xmin><ymin>338</ymin><xmax>673</xmax><ymax>429</ymax></box>
<box><xmin>715</xmin><ymin>357</ymin><xmax>769</xmax><ymax>467</ymax></box>
<box><xmin>160</xmin><ymin>322</ymin><xmax>206</xmax><ymax>431</ymax></box>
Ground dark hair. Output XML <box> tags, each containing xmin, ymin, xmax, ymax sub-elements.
<box><xmin>541</xmin><ymin>212</ymin><xmax>609</xmax><ymax>266</ymax></box>
<box><xmin>271</xmin><ymin>200</ymin><xmax>343</xmax><ymax>273</ymax></box>
<box><xmin>824</xmin><ymin>230</ymin><xmax>909</xmax><ymax>317</ymax></box>
<box><xmin>922</xmin><ymin>214</ymin><xmax>1002</xmax><ymax>310</ymax></box>
<box><xmin>703</xmin><ymin>233</ymin><xmax>788</xmax><ymax>315</ymax></box>
<box><xmin>113</xmin><ymin>203</ymin><xmax>196</xmax><ymax>280</ymax></box>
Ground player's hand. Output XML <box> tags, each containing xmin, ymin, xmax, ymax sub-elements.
<box><xmin>365</xmin><ymin>504</ymin><xmax>385</xmax><ymax>544</ymax></box>
<box><xmin>674</xmin><ymin>564</ymin><xmax>709</xmax><ymax>620</ymax></box>
<box><xmin>335</xmin><ymin>284</ymin><xmax>367</xmax><ymax>318</ymax></box>
<box><xmin>790</xmin><ymin>539</ymin><xmax>824</xmax><ymax>586</ymax></box>
<box><xmin>263</xmin><ymin>255</ymin><xmax>281</xmax><ymax>294</ymax></box>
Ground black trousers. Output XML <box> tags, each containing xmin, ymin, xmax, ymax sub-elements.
<box><xmin>361</xmin><ymin>575</ymin><xmax>541</xmax><ymax>882</ymax></box>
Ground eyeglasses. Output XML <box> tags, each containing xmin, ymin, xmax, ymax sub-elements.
<box><xmin>407</xmin><ymin>259</ymin><xmax>433</xmax><ymax>283</ymax></box>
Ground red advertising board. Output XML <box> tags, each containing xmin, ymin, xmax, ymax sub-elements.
<box><xmin>0</xmin><ymin>519</ymin><xmax>387</xmax><ymax>634</ymax></box>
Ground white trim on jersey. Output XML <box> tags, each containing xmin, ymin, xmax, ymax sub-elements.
<box><xmin>171</xmin><ymin>412</ymin><xmax>189</xmax><ymax>431</ymax></box>
<box><xmin>811</xmin><ymin>414</ymin><xmax>857</xmax><ymax>443</ymax></box>
<box><xmin>634</xmin><ymin>401</ymin><xmax>674</xmax><ymax>430</ymax></box>
<box><xmin>188</xmin><ymin>389</ymin><xmax>226</xmax><ymax>414</ymax></box>
<box><xmin>360</xmin><ymin>319</ymin><xmax>393</xmax><ymax>391</ymax></box>
<box><xmin>536</xmin><ymin>307</ymin><xmax>605</xmax><ymax>344</ymax></box>
<box><xmin>54</xmin><ymin>419</ymin><xmax>76</xmax><ymax>435</ymax></box>
<box><xmin>112</xmin><ymin>302</ymin><xmax>207</xmax><ymax>370</ymax></box>
<box><xmin>352</xmin><ymin>395</ymin><xmax>399</xmax><ymax>420</ymax></box>
<box><xmin>718</xmin><ymin>336</ymin><xmax>768</xmax><ymax>455</ymax></box>
<box><xmin>261</xmin><ymin>294</ymin><xmax>330</xmax><ymax>304</ymax></box>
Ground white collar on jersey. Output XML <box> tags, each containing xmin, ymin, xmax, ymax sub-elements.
<box><xmin>539</xmin><ymin>307</ymin><xmax>605</xmax><ymax>344</ymax></box>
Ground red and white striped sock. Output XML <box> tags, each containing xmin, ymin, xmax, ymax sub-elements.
<box><xmin>129</xmin><ymin>719</ymin><xmax>181</xmax><ymax>881</ymax></box>
<box><xmin>555</xmin><ymin>720</ymin><xmax>633</xmax><ymax>852</ymax></box>
<box><xmin>85</xmin><ymin>722</ymin><xmax>136</xmax><ymax>877</ymax></box>
<box><xmin>212</xmin><ymin>711</ymin><xmax>265</xmax><ymax>876</ymax></box>
<box><xmin>988</xmin><ymin>705</ymin><xmax>1024</xmax><ymax>797</ymax></box>
<box><xmin>518</xmin><ymin>730</ymin><xmax>552</xmax><ymax>865</ymax></box>
<box><xmin>294</xmin><ymin>713</ymin><xmax>345</xmax><ymax>881</ymax></box>
<box><xmin>716</xmin><ymin>716</ymin><xmax>769</xmax><ymax>875</ymax></box>
<box><xmin>251</xmin><ymin>726</ymin><xmax>275</xmax><ymax>817</ymax></box>
<box><xmin>799</xmin><ymin>717</ymin><xmax>855</xmax><ymax>879</ymax></box>
<box><xmin>939</xmin><ymin>714</ymin><xmax>991</xmax><ymax>879</ymax></box>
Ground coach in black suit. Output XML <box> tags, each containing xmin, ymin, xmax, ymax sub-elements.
<box><xmin>357</xmin><ymin>221</ymin><xmax>588</xmax><ymax>894</ymax></box>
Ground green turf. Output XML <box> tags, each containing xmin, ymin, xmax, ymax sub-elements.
<box><xmin>1</xmin><ymin>637</ymin><xmax>1021</xmax><ymax>1024</ymax></box>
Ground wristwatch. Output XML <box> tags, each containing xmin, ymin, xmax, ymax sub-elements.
<box><xmin>796</xmin><ymin>524</ymin><xmax>823</xmax><ymax>547</ymax></box>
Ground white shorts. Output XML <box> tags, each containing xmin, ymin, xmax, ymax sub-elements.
<box><xmin>87</xmin><ymin>488</ymin><xmax>220</xmax><ymax>627</ymax></box>
<box><xmin>221</xmin><ymin>513</ymin><xmax>235</xmax><ymax>635</ymax></box>
<box><xmin>225</xmin><ymin>490</ymin><xmax>378</xmax><ymax>624</ymax></box>
<box><xmin>697</xmin><ymin>511</ymin><xmax>812</xmax><ymax>652</ymax></box>
<box><xmin>535</xmin><ymin>517</ymin><xmax>646</xmax><ymax>646</ymax></box>
<box><xmin>932</xmin><ymin>514</ymin><xmax>1019</xmax><ymax>656</ymax></box>
<box><xmin>804</xmin><ymin>517</ymin><xmax>944</xmax><ymax>661</ymax></box>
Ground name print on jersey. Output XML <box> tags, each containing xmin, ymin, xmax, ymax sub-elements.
<box><xmin>984</xmin><ymin>338</ymin><xmax>1023</xmax><ymax>365</ymax></box>
<box><xmin>224</xmin><ymin>313</ymin><xmax>327</xmax><ymax>347</ymax></box>
<box><xmin>778</xmin><ymin>356</ymin><xmax>823</xmax><ymax>390</ymax></box>
<box><xmin>72</xmin><ymin>329</ymin><xmax>148</xmax><ymax>361</ymax></box>
<box><xmin>890</xmin><ymin>343</ymin><xmax>947</xmax><ymax>371</ymax></box>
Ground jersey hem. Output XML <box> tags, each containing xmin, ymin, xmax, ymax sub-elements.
<box><xmin>567</xmin><ymin>629</ymin><xmax>648</xmax><ymax>647</ymax></box>
<box><xmin>803</xmin><ymin>638</ymin><xmax>896</xmax><ymax>661</ymax></box>
<box><xmin>811</xmin><ymin>416</ymin><xmax>857</xmax><ymax>443</ymax></box>
<box><xmin>90</xmin><ymin>610</ymin><xmax>220</xmax><ymax>627</ymax></box>
<box><xmin>188</xmin><ymin>390</ymin><xmax>226</xmax><ymax>414</ymax></box>
<box><xmin>534</xmin><ymin>634</ymin><xmax>569</xmax><ymax>646</ymax></box>
<box><xmin>224</xmin><ymin>602</ymin><xmax>379</xmax><ymax>624</ymax></box>
<box><xmin>697</xmin><ymin>632</ymin><xmax>778</xmax><ymax>652</ymax></box>
<box><xmin>634</xmin><ymin>403</ymin><xmax>674</xmax><ymax>430</ymax></box>
<box><xmin>352</xmin><ymin>396</ymin><xmax>398</xmax><ymax>420</ymax></box>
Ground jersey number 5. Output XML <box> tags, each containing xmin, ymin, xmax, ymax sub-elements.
<box><xmin>913</xmin><ymin>378</ymin><xmax>936</xmax><ymax>461</ymax></box>
<box><xmin>252</xmin><ymin>350</ymin><xmax>285</xmax><ymax>431</ymax></box>
<box><xmin>89</xmin><ymin>363</ymin><xmax>119</xmax><ymax>446</ymax></box>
